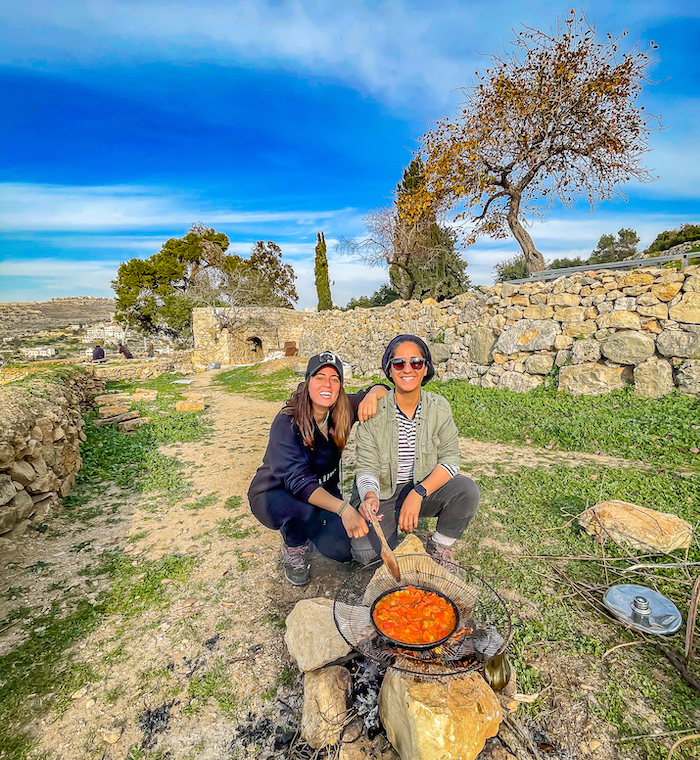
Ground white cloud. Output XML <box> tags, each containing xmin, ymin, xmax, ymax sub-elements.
<box><xmin>0</xmin><ymin>183</ymin><xmax>357</xmax><ymax>232</ymax></box>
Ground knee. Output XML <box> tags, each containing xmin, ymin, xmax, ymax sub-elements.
<box><xmin>351</xmin><ymin>536</ymin><xmax>379</xmax><ymax>565</ymax></box>
<box><xmin>454</xmin><ymin>476</ymin><xmax>480</xmax><ymax>514</ymax></box>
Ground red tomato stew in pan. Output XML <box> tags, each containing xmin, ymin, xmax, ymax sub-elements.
<box><xmin>372</xmin><ymin>586</ymin><xmax>458</xmax><ymax>646</ymax></box>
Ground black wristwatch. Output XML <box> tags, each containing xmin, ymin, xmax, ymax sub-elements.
<box><xmin>413</xmin><ymin>483</ymin><xmax>428</xmax><ymax>498</ymax></box>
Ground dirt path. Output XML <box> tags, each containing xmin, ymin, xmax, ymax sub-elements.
<box><xmin>0</xmin><ymin>371</ymin><xmax>676</xmax><ymax>760</ymax></box>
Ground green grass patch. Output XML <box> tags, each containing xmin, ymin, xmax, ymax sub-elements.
<box><xmin>431</xmin><ymin>380</ymin><xmax>700</xmax><ymax>469</ymax></box>
<box><xmin>183</xmin><ymin>493</ymin><xmax>219</xmax><ymax>511</ymax></box>
<box><xmin>186</xmin><ymin>659</ymin><xmax>237</xmax><ymax>714</ymax></box>
<box><xmin>223</xmin><ymin>495</ymin><xmax>242</xmax><ymax>510</ymax></box>
<box><xmin>216</xmin><ymin>516</ymin><xmax>255</xmax><ymax>540</ymax></box>
<box><xmin>213</xmin><ymin>365</ymin><xmax>296</xmax><ymax>402</ymax></box>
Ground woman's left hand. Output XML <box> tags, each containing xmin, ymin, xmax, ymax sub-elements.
<box><xmin>398</xmin><ymin>491</ymin><xmax>422</xmax><ymax>534</ymax></box>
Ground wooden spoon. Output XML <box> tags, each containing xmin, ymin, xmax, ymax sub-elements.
<box><xmin>369</xmin><ymin>512</ymin><xmax>401</xmax><ymax>583</ymax></box>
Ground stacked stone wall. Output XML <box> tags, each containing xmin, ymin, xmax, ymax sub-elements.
<box><xmin>196</xmin><ymin>265</ymin><xmax>700</xmax><ymax>397</ymax></box>
<box><xmin>1</xmin><ymin>353</ymin><xmax>195</xmax><ymax>386</ymax></box>
<box><xmin>0</xmin><ymin>369</ymin><xmax>106</xmax><ymax>544</ymax></box>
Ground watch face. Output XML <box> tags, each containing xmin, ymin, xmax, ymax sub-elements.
<box><xmin>414</xmin><ymin>484</ymin><xmax>427</xmax><ymax>497</ymax></box>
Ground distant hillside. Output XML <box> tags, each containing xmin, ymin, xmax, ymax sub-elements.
<box><xmin>0</xmin><ymin>297</ymin><xmax>116</xmax><ymax>337</ymax></box>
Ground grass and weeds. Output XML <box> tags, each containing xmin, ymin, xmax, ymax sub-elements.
<box><xmin>213</xmin><ymin>365</ymin><xmax>296</xmax><ymax>402</ymax></box>
<box><xmin>0</xmin><ymin>549</ymin><xmax>201</xmax><ymax>758</ymax></box>
<box><xmin>455</xmin><ymin>457</ymin><xmax>700</xmax><ymax>756</ymax></box>
<box><xmin>431</xmin><ymin>381</ymin><xmax>700</xmax><ymax>470</ymax></box>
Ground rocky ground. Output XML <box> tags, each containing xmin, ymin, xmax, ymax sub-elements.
<box><xmin>0</xmin><ymin>369</ymin><xmax>695</xmax><ymax>760</ymax></box>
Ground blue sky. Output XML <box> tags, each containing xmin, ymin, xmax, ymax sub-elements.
<box><xmin>1</xmin><ymin>0</ymin><xmax>699</xmax><ymax>309</ymax></box>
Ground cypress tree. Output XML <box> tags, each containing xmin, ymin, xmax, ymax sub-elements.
<box><xmin>314</xmin><ymin>231</ymin><xmax>333</xmax><ymax>311</ymax></box>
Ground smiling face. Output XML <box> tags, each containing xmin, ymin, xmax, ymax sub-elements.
<box><xmin>308</xmin><ymin>366</ymin><xmax>341</xmax><ymax>414</ymax></box>
<box><xmin>389</xmin><ymin>341</ymin><xmax>427</xmax><ymax>395</ymax></box>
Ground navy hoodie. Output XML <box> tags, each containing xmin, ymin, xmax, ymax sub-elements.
<box><xmin>248</xmin><ymin>387</ymin><xmax>380</xmax><ymax>504</ymax></box>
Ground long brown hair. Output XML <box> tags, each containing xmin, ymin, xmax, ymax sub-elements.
<box><xmin>282</xmin><ymin>380</ymin><xmax>352</xmax><ymax>451</ymax></box>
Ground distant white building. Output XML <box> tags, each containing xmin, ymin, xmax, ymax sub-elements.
<box><xmin>20</xmin><ymin>346</ymin><xmax>57</xmax><ymax>359</ymax></box>
<box><xmin>83</xmin><ymin>322</ymin><xmax>126</xmax><ymax>344</ymax></box>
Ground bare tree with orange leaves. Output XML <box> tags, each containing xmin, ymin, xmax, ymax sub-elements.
<box><xmin>410</xmin><ymin>10</ymin><xmax>657</xmax><ymax>275</ymax></box>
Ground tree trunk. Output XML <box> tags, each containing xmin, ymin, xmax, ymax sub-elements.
<box><xmin>506</xmin><ymin>196</ymin><xmax>545</xmax><ymax>275</ymax></box>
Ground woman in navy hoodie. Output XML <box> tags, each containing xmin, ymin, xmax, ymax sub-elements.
<box><xmin>248</xmin><ymin>351</ymin><xmax>387</xmax><ymax>586</ymax></box>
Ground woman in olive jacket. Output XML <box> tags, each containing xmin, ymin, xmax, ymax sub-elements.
<box><xmin>351</xmin><ymin>335</ymin><xmax>479</xmax><ymax>567</ymax></box>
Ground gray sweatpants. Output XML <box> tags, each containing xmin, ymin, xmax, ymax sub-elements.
<box><xmin>350</xmin><ymin>474</ymin><xmax>479</xmax><ymax>565</ymax></box>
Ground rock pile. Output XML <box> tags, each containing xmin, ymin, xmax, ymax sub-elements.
<box><xmin>0</xmin><ymin>369</ymin><xmax>105</xmax><ymax>545</ymax></box>
<box><xmin>94</xmin><ymin>391</ymin><xmax>155</xmax><ymax>432</ymax></box>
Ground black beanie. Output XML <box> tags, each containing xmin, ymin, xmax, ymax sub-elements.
<box><xmin>381</xmin><ymin>334</ymin><xmax>435</xmax><ymax>385</ymax></box>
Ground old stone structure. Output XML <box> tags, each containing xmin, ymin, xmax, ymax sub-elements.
<box><xmin>192</xmin><ymin>307</ymin><xmax>306</xmax><ymax>367</ymax></box>
<box><xmin>193</xmin><ymin>265</ymin><xmax>700</xmax><ymax>397</ymax></box>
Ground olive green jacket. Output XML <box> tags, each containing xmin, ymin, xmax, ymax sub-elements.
<box><xmin>354</xmin><ymin>390</ymin><xmax>461</xmax><ymax>500</ymax></box>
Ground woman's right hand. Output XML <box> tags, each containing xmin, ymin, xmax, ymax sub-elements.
<box><xmin>358</xmin><ymin>495</ymin><xmax>380</xmax><ymax>523</ymax></box>
<box><xmin>341</xmin><ymin>506</ymin><xmax>369</xmax><ymax>538</ymax></box>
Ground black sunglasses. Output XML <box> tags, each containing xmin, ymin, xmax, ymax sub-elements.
<box><xmin>389</xmin><ymin>357</ymin><xmax>426</xmax><ymax>371</ymax></box>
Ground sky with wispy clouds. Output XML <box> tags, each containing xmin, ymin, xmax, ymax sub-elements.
<box><xmin>1</xmin><ymin>0</ymin><xmax>699</xmax><ymax>308</ymax></box>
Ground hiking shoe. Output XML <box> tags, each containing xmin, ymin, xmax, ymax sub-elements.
<box><xmin>426</xmin><ymin>537</ymin><xmax>457</xmax><ymax>571</ymax></box>
<box><xmin>281</xmin><ymin>540</ymin><xmax>311</xmax><ymax>586</ymax></box>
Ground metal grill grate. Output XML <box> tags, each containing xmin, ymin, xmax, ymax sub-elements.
<box><xmin>334</xmin><ymin>554</ymin><xmax>511</xmax><ymax>681</ymax></box>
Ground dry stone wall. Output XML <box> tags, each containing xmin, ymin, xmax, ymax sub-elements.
<box><xmin>0</xmin><ymin>369</ymin><xmax>106</xmax><ymax>544</ymax></box>
<box><xmin>285</xmin><ymin>266</ymin><xmax>700</xmax><ymax>397</ymax></box>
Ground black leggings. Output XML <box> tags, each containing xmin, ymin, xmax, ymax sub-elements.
<box><xmin>248</xmin><ymin>487</ymin><xmax>352</xmax><ymax>562</ymax></box>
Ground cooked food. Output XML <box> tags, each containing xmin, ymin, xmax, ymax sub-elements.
<box><xmin>372</xmin><ymin>586</ymin><xmax>457</xmax><ymax>646</ymax></box>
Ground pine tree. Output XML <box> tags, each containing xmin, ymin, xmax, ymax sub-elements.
<box><xmin>314</xmin><ymin>232</ymin><xmax>333</xmax><ymax>311</ymax></box>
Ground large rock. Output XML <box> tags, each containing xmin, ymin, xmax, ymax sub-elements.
<box><xmin>523</xmin><ymin>305</ymin><xmax>553</xmax><ymax>319</ymax></box>
<box><xmin>656</xmin><ymin>330</ymin><xmax>700</xmax><ymax>359</ymax></box>
<box><xmin>26</xmin><ymin>471</ymin><xmax>59</xmax><ymax>494</ymax></box>
<box><xmin>601</xmin><ymin>331</ymin><xmax>655</xmax><ymax>365</ymax></box>
<box><xmin>0</xmin><ymin>442</ymin><xmax>15</xmax><ymax>469</ymax></box>
<box><xmin>285</xmin><ymin>598</ymin><xmax>351</xmax><ymax>672</ymax></box>
<box><xmin>675</xmin><ymin>360</ymin><xmax>700</xmax><ymax>395</ymax></box>
<box><xmin>494</xmin><ymin>320</ymin><xmax>559</xmax><ymax>355</ymax></box>
<box><xmin>429</xmin><ymin>343</ymin><xmax>451</xmax><ymax>364</ymax></box>
<box><xmin>558</xmin><ymin>363</ymin><xmax>632</xmax><ymax>395</ymax></box>
<box><xmin>301</xmin><ymin>666</ymin><xmax>351</xmax><ymax>749</ymax></box>
<box><xmin>0</xmin><ymin>474</ymin><xmax>17</xmax><ymax>506</ymax></box>
<box><xmin>620</xmin><ymin>272</ymin><xmax>654</xmax><ymax>287</ymax></box>
<box><xmin>633</xmin><ymin>358</ymin><xmax>674</xmax><ymax>398</ymax></box>
<box><xmin>596</xmin><ymin>311</ymin><xmax>642</xmax><ymax>329</ymax></box>
<box><xmin>469</xmin><ymin>327</ymin><xmax>496</xmax><ymax>366</ymax></box>
<box><xmin>669</xmin><ymin>292</ymin><xmax>700</xmax><ymax>323</ymax></box>
<box><xmin>498</xmin><ymin>372</ymin><xmax>543</xmax><ymax>393</ymax></box>
<box><xmin>6</xmin><ymin>460</ymin><xmax>37</xmax><ymax>486</ymax></box>
<box><xmin>175</xmin><ymin>400</ymin><xmax>205</xmax><ymax>412</ymax></box>
<box><xmin>524</xmin><ymin>354</ymin><xmax>554</xmax><ymax>375</ymax></box>
<box><xmin>651</xmin><ymin>282</ymin><xmax>683</xmax><ymax>302</ymax></box>
<box><xmin>579</xmin><ymin>500</ymin><xmax>692</xmax><ymax>553</ymax></box>
<box><xmin>98</xmin><ymin>404</ymin><xmax>130</xmax><ymax>418</ymax></box>
<box><xmin>570</xmin><ymin>338</ymin><xmax>601</xmax><ymax>365</ymax></box>
<box><xmin>379</xmin><ymin>670</ymin><xmax>501</xmax><ymax>760</ymax></box>
<box><xmin>10</xmin><ymin>489</ymin><xmax>35</xmax><ymax>520</ymax></box>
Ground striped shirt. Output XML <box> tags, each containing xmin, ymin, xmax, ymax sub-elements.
<box><xmin>357</xmin><ymin>399</ymin><xmax>459</xmax><ymax>500</ymax></box>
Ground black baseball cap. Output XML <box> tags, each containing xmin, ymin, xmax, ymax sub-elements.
<box><xmin>305</xmin><ymin>351</ymin><xmax>344</xmax><ymax>383</ymax></box>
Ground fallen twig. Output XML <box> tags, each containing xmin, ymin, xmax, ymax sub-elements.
<box><xmin>667</xmin><ymin>734</ymin><xmax>700</xmax><ymax>760</ymax></box>
<box><xmin>619</xmin><ymin>728</ymin><xmax>699</xmax><ymax>743</ymax></box>
<box><xmin>503</xmin><ymin>714</ymin><xmax>542</xmax><ymax>760</ymax></box>
<box><xmin>624</xmin><ymin>561</ymin><xmax>700</xmax><ymax>573</ymax></box>
<box><xmin>684</xmin><ymin>575</ymin><xmax>699</xmax><ymax>664</ymax></box>
<box><xmin>655</xmin><ymin>642</ymin><xmax>700</xmax><ymax>694</ymax></box>
<box><xmin>601</xmin><ymin>641</ymin><xmax>645</xmax><ymax>661</ymax></box>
